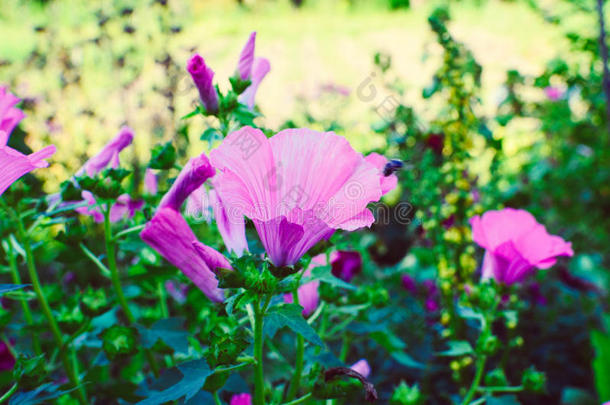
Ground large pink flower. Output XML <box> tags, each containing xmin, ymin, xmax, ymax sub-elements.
<box><xmin>141</xmin><ymin>153</ymin><xmax>230</xmax><ymax>302</ymax></box>
<box><xmin>210</xmin><ymin>126</ymin><xmax>395</xmax><ymax>267</ymax></box>
<box><xmin>0</xmin><ymin>87</ymin><xmax>55</xmax><ymax>196</ymax></box>
<box><xmin>470</xmin><ymin>208</ymin><xmax>574</xmax><ymax>285</ymax></box>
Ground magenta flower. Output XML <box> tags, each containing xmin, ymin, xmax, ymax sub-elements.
<box><xmin>351</xmin><ymin>359</ymin><xmax>371</xmax><ymax>378</ymax></box>
<box><xmin>210</xmin><ymin>126</ymin><xmax>395</xmax><ymax>267</ymax></box>
<box><xmin>284</xmin><ymin>267</ymin><xmax>320</xmax><ymax>317</ymax></box>
<box><xmin>0</xmin><ymin>87</ymin><xmax>55</xmax><ymax>196</ymax></box>
<box><xmin>239</xmin><ymin>57</ymin><xmax>270</xmax><ymax>110</ymax></box>
<box><xmin>330</xmin><ymin>250</ymin><xmax>362</xmax><ymax>282</ymax></box>
<box><xmin>237</xmin><ymin>32</ymin><xmax>256</xmax><ymax>80</ymax></box>
<box><xmin>0</xmin><ymin>341</ymin><xmax>15</xmax><ymax>371</ymax></box>
<box><xmin>75</xmin><ymin>126</ymin><xmax>133</xmax><ymax>177</ymax></box>
<box><xmin>401</xmin><ymin>274</ymin><xmax>417</xmax><ymax>294</ymax></box>
<box><xmin>141</xmin><ymin>153</ymin><xmax>230</xmax><ymax>302</ymax></box>
<box><xmin>544</xmin><ymin>86</ymin><xmax>563</xmax><ymax>101</ymax></box>
<box><xmin>364</xmin><ymin>153</ymin><xmax>398</xmax><ymax>195</ymax></box>
<box><xmin>0</xmin><ymin>144</ymin><xmax>56</xmax><ymax>196</ymax></box>
<box><xmin>159</xmin><ymin>154</ymin><xmax>215</xmax><ymax>210</ymax></box>
<box><xmin>75</xmin><ymin>191</ymin><xmax>143</xmax><ymax>223</ymax></box>
<box><xmin>0</xmin><ymin>86</ymin><xmax>25</xmax><ymax>138</ymax></box>
<box><xmin>230</xmin><ymin>393</ymin><xmax>252</xmax><ymax>405</ymax></box>
<box><xmin>470</xmin><ymin>208</ymin><xmax>574</xmax><ymax>285</ymax></box>
<box><xmin>144</xmin><ymin>168</ymin><xmax>158</xmax><ymax>195</ymax></box>
<box><xmin>187</xmin><ymin>54</ymin><xmax>219</xmax><ymax>114</ymax></box>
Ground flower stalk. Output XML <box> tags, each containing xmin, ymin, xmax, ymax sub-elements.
<box><xmin>11</xmin><ymin>207</ymin><xmax>88</xmax><ymax>405</ymax></box>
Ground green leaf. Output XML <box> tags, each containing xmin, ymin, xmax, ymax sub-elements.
<box><xmin>0</xmin><ymin>284</ymin><xmax>29</xmax><ymax>296</ymax></box>
<box><xmin>592</xmin><ymin>323</ymin><xmax>610</xmax><ymax>401</ymax></box>
<box><xmin>136</xmin><ymin>359</ymin><xmax>212</xmax><ymax>405</ymax></box>
<box><xmin>137</xmin><ymin>318</ymin><xmax>189</xmax><ymax>354</ymax></box>
<box><xmin>437</xmin><ymin>340</ymin><xmax>474</xmax><ymax>356</ymax></box>
<box><xmin>391</xmin><ymin>351</ymin><xmax>425</xmax><ymax>369</ymax></box>
<box><xmin>304</xmin><ymin>265</ymin><xmax>356</xmax><ymax>290</ymax></box>
<box><xmin>9</xmin><ymin>383</ymin><xmax>79</xmax><ymax>405</ymax></box>
<box><xmin>264</xmin><ymin>304</ymin><xmax>324</xmax><ymax>347</ymax></box>
<box><xmin>486</xmin><ymin>395</ymin><xmax>521</xmax><ymax>405</ymax></box>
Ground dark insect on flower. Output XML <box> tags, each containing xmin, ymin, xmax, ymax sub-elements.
<box><xmin>383</xmin><ymin>159</ymin><xmax>403</xmax><ymax>176</ymax></box>
<box><xmin>120</xmin><ymin>7</ymin><xmax>133</xmax><ymax>16</ymax></box>
<box><xmin>123</xmin><ymin>25</ymin><xmax>135</xmax><ymax>34</ymax></box>
<box><xmin>170</xmin><ymin>26</ymin><xmax>182</xmax><ymax>34</ymax></box>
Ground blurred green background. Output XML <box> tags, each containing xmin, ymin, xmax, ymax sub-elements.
<box><xmin>0</xmin><ymin>0</ymin><xmax>582</xmax><ymax>188</ymax></box>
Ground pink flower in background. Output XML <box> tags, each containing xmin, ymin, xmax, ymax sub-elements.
<box><xmin>470</xmin><ymin>208</ymin><xmax>574</xmax><ymax>285</ymax></box>
<box><xmin>0</xmin><ymin>87</ymin><xmax>56</xmax><ymax>196</ymax></box>
<box><xmin>187</xmin><ymin>54</ymin><xmax>219</xmax><ymax>114</ymax></box>
<box><xmin>351</xmin><ymin>359</ymin><xmax>371</xmax><ymax>378</ymax></box>
<box><xmin>330</xmin><ymin>250</ymin><xmax>362</xmax><ymax>282</ymax></box>
<box><xmin>364</xmin><ymin>153</ymin><xmax>398</xmax><ymax>195</ymax></box>
<box><xmin>165</xmin><ymin>280</ymin><xmax>188</xmax><ymax>303</ymax></box>
<box><xmin>544</xmin><ymin>86</ymin><xmax>563</xmax><ymax>101</ymax></box>
<box><xmin>284</xmin><ymin>267</ymin><xmax>320</xmax><ymax>317</ymax></box>
<box><xmin>239</xmin><ymin>57</ymin><xmax>270</xmax><ymax>110</ymax></box>
<box><xmin>144</xmin><ymin>168</ymin><xmax>158</xmax><ymax>195</ymax></box>
<box><xmin>185</xmin><ymin>185</ymin><xmax>212</xmax><ymax>221</ymax></box>
<box><xmin>230</xmin><ymin>393</ymin><xmax>252</xmax><ymax>405</ymax></box>
<box><xmin>0</xmin><ymin>86</ymin><xmax>25</xmax><ymax>138</ymax></box>
<box><xmin>210</xmin><ymin>126</ymin><xmax>395</xmax><ymax>267</ymax></box>
<box><xmin>237</xmin><ymin>32</ymin><xmax>256</xmax><ymax>80</ymax></box>
<box><xmin>0</xmin><ymin>341</ymin><xmax>15</xmax><ymax>371</ymax></box>
<box><xmin>75</xmin><ymin>191</ymin><xmax>143</xmax><ymax>223</ymax></box>
<box><xmin>401</xmin><ymin>274</ymin><xmax>417</xmax><ymax>294</ymax></box>
<box><xmin>159</xmin><ymin>155</ymin><xmax>215</xmax><ymax>211</ymax></box>
<box><xmin>141</xmin><ymin>153</ymin><xmax>230</xmax><ymax>302</ymax></box>
<box><xmin>75</xmin><ymin>126</ymin><xmax>133</xmax><ymax>177</ymax></box>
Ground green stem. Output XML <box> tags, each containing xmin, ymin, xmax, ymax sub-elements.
<box><xmin>286</xmin><ymin>288</ymin><xmax>305</xmax><ymax>401</ymax></box>
<box><xmin>0</xmin><ymin>383</ymin><xmax>18</xmax><ymax>403</ymax></box>
<box><xmin>12</xmin><ymin>209</ymin><xmax>88</xmax><ymax>405</ymax></box>
<box><xmin>213</xmin><ymin>391</ymin><xmax>222</xmax><ymax>405</ymax></box>
<box><xmin>281</xmin><ymin>392</ymin><xmax>312</xmax><ymax>405</ymax></box>
<box><xmin>461</xmin><ymin>354</ymin><xmax>487</xmax><ymax>405</ymax></box>
<box><xmin>103</xmin><ymin>206</ymin><xmax>160</xmax><ymax>378</ymax></box>
<box><xmin>112</xmin><ymin>224</ymin><xmax>146</xmax><ymax>241</ymax></box>
<box><xmin>253</xmin><ymin>296</ymin><xmax>266</xmax><ymax>405</ymax></box>
<box><xmin>158</xmin><ymin>280</ymin><xmax>169</xmax><ymax>318</ymax></box>
<box><xmin>478</xmin><ymin>385</ymin><xmax>524</xmax><ymax>393</ymax></box>
<box><xmin>6</xmin><ymin>240</ymin><xmax>41</xmax><ymax>355</ymax></box>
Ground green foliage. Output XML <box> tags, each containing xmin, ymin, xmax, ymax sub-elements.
<box><xmin>264</xmin><ymin>304</ymin><xmax>324</xmax><ymax>346</ymax></box>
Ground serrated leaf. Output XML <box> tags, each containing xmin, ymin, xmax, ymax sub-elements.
<box><xmin>437</xmin><ymin>340</ymin><xmax>474</xmax><ymax>356</ymax></box>
<box><xmin>136</xmin><ymin>359</ymin><xmax>212</xmax><ymax>405</ymax></box>
<box><xmin>264</xmin><ymin>304</ymin><xmax>324</xmax><ymax>347</ymax></box>
<box><xmin>137</xmin><ymin>318</ymin><xmax>189</xmax><ymax>354</ymax></box>
<box><xmin>0</xmin><ymin>284</ymin><xmax>29</xmax><ymax>296</ymax></box>
<box><xmin>303</xmin><ymin>265</ymin><xmax>356</xmax><ymax>290</ymax></box>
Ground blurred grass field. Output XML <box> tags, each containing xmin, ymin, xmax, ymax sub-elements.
<box><xmin>0</xmin><ymin>0</ymin><xmax>583</xmax><ymax>189</ymax></box>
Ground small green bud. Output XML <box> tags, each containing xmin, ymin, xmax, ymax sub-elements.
<box><xmin>522</xmin><ymin>367</ymin><xmax>546</xmax><ymax>393</ymax></box>
<box><xmin>484</xmin><ymin>368</ymin><xmax>508</xmax><ymax>387</ymax></box>
<box><xmin>148</xmin><ymin>142</ymin><xmax>177</xmax><ymax>170</ymax></box>
<box><xmin>390</xmin><ymin>381</ymin><xmax>422</xmax><ymax>405</ymax></box>
<box><xmin>100</xmin><ymin>325</ymin><xmax>138</xmax><ymax>359</ymax></box>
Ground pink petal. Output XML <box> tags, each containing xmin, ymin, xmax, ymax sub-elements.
<box><xmin>209</xmin><ymin>188</ymin><xmax>249</xmax><ymax>256</ymax></box>
<box><xmin>284</xmin><ymin>268</ymin><xmax>320</xmax><ymax>317</ymax></box>
<box><xmin>237</xmin><ymin>32</ymin><xmax>256</xmax><ymax>80</ymax></box>
<box><xmin>351</xmin><ymin>359</ymin><xmax>371</xmax><ymax>378</ymax></box>
<box><xmin>230</xmin><ymin>393</ymin><xmax>252</xmax><ymax>405</ymax></box>
<box><xmin>239</xmin><ymin>57</ymin><xmax>270</xmax><ymax>109</ymax></box>
<box><xmin>140</xmin><ymin>207</ymin><xmax>224</xmax><ymax>302</ymax></box>
<box><xmin>76</xmin><ymin>126</ymin><xmax>134</xmax><ymax>177</ymax></box>
<box><xmin>159</xmin><ymin>153</ymin><xmax>215</xmax><ymax>210</ymax></box>
<box><xmin>364</xmin><ymin>152</ymin><xmax>398</xmax><ymax>195</ymax></box>
<box><xmin>0</xmin><ymin>144</ymin><xmax>56</xmax><ymax>196</ymax></box>
<box><xmin>0</xmin><ymin>108</ymin><xmax>25</xmax><ymax>138</ymax></box>
<box><xmin>144</xmin><ymin>168</ymin><xmax>158</xmax><ymax>195</ymax></box>
<box><xmin>187</xmin><ymin>54</ymin><xmax>218</xmax><ymax>114</ymax></box>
